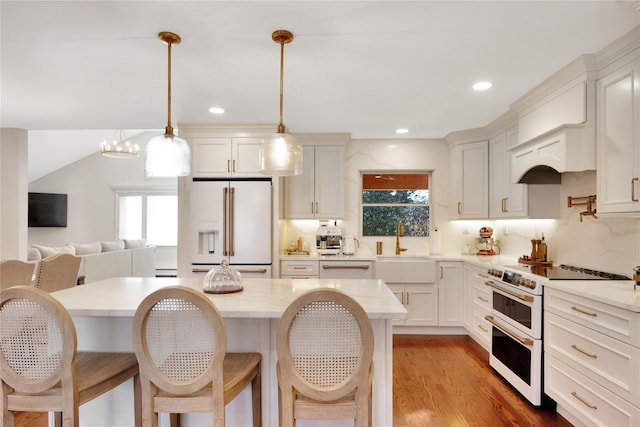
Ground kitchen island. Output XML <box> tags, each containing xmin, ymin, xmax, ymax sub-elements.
<box><xmin>50</xmin><ymin>277</ymin><xmax>407</xmax><ymax>427</ymax></box>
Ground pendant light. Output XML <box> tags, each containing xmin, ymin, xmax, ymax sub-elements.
<box><xmin>260</xmin><ymin>30</ymin><xmax>303</xmax><ymax>176</ymax></box>
<box><xmin>145</xmin><ymin>31</ymin><xmax>191</xmax><ymax>177</ymax></box>
<box><xmin>100</xmin><ymin>129</ymin><xmax>139</xmax><ymax>158</ymax></box>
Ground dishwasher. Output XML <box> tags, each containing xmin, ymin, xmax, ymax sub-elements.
<box><xmin>319</xmin><ymin>260</ymin><xmax>374</xmax><ymax>279</ymax></box>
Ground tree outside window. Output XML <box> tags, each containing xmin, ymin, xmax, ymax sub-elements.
<box><xmin>362</xmin><ymin>173</ymin><xmax>430</xmax><ymax>237</ymax></box>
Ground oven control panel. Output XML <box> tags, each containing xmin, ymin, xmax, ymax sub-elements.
<box><xmin>486</xmin><ymin>268</ymin><xmax>539</xmax><ymax>292</ymax></box>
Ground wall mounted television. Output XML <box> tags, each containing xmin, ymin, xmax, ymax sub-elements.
<box><xmin>28</xmin><ymin>192</ymin><xmax>68</xmax><ymax>227</ymax></box>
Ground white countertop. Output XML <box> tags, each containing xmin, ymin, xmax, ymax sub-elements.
<box><xmin>280</xmin><ymin>253</ymin><xmax>376</xmax><ymax>261</ymax></box>
<box><xmin>51</xmin><ymin>277</ymin><xmax>408</xmax><ymax>319</ymax></box>
<box><xmin>543</xmin><ymin>279</ymin><xmax>640</xmax><ymax>312</ymax></box>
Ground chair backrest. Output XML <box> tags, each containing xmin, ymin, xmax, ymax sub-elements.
<box><xmin>0</xmin><ymin>259</ymin><xmax>36</xmax><ymax>290</ymax></box>
<box><xmin>0</xmin><ymin>286</ymin><xmax>77</xmax><ymax>394</ymax></box>
<box><xmin>132</xmin><ymin>286</ymin><xmax>226</xmax><ymax>395</ymax></box>
<box><xmin>276</xmin><ymin>288</ymin><xmax>374</xmax><ymax>401</ymax></box>
<box><xmin>35</xmin><ymin>253</ymin><xmax>81</xmax><ymax>292</ymax></box>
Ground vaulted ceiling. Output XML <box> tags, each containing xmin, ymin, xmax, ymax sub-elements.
<box><xmin>1</xmin><ymin>1</ymin><xmax>638</xmax><ymax>181</ymax></box>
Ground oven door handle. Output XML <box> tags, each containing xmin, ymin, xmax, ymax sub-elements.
<box><xmin>484</xmin><ymin>280</ymin><xmax>534</xmax><ymax>302</ymax></box>
<box><xmin>485</xmin><ymin>315</ymin><xmax>534</xmax><ymax>346</ymax></box>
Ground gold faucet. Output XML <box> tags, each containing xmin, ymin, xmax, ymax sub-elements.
<box><xmin>395</xmin><ymin>221</ymin><xmax>407</xmax><ymax>255</ymax></box>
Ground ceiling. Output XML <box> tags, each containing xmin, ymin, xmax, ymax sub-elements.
<box><xmin>2</xmin><ymin>1</ymin><xmax>639</xmax><ymax>182</ymax></box>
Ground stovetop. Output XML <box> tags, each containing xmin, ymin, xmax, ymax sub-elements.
<box><xmin>505</xmin><ymin>264</ymin><xmax>630</xmax><ymax>281</ymax></box>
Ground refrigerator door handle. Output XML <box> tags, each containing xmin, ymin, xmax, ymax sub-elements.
<box><xmin>229</xmin><ymin>187</ymin><xmax>235</xmax><ymax>256</ymax></box>
<box><xmin>223</xmin><ymin>187</ymin><xmax>228</xmax><ymax>256</ymax></box>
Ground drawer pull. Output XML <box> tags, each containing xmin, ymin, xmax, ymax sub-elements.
<box><xmin>478</xmin><ymin>273</ymin><xmax>489</xmax><ymax>279</ymax></box>
<box><xmin>322</xmin><ymin>264</ymin><xmax>370</xmax><ymax>270</ymax></box>
<box><xmin>571</xmin><ymin>391</ymin><xmax>597</xmax><ymax>410</ymax></box>
<box><xmin>571</xmin><ymin>344</ymin><xmax>597</xmax><ymax>359</ymax></box>
<box><xmin>477</xmin><ymin>296</ymin><xmax>488</xmax><ymax>303</ymax></box>
<box><xmin>571</xmin><ymin>306</ymin><xmax>597</xmax><ymax>317</ymax></box>
<box><xmin>293</xmin><ymin>266</ymin><xmax>307</xmax><ymax>270</ymax></box>
<box><xmin>237</xmin><ymin>268</ymin><xmax>267</xmax><ymax>274</ymax></box>
<box><xmin>478</xmin><ymin>325</ymin><xmax>488</xmax><ymax>333</ymax></box>
<box><xmin>632</xmin><ymin>177</ymin><xmax>639</xmax><ymax>202</ymax></box>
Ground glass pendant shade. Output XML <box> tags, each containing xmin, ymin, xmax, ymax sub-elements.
<box><xmin>145</xmin><ymin>133</ymin><xmax>191</xmax><ymax>177</ymax></box>
<box><xmin>261</xmin><ymin>132</ymin><xmax>303</xmax><ymax>176</ymax></box>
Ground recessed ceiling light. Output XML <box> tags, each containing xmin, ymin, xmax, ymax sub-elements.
<box><xmin>395</xmin><ymin>128</ymin><xmax>409</xmax><ymax>134</ymax></box>
<box><xmin>209</xmin><ymin>106</ymin><xmax>225</xmax><ymax>114</ymax></box>
<box><xmin>472</xmin><ymin>81</ymin><xmax>493</xmax><ymax>91</ymax></box>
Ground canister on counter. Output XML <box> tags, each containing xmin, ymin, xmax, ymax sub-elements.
<box><xmin>376</xmin><ymin>242</ymin><xmax>383</xmax><ymax>255</ymax></box>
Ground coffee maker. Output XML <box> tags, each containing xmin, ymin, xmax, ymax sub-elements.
<box><xmin>475</xmin><ymin>226</ymin><xmax>500</xmax><ymax>256</ymax></box>
<box><xmin>316</xmin><ymin>224</ymin><xmax>342</xmax><ymax>255</ymax></box>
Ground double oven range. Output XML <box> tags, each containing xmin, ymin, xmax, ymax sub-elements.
<box><xmin>478</xmin><ymin>263</ymin><xmax>630</xmax><ymax>406</ymax></box>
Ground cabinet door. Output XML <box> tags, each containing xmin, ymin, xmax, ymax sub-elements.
<box><xmin>284</xmin><ymin>146</ymin><xmax>316</xmax><ymax>219</ymax></box>
<box><xmin>405</xmin><ymin>284</ymin><xmax>438</xmax><ymax>326</ymax></box>
<box><xmin>489</xmin><ymin>130</ymin><xmax>527</xmax><ymax>218</ymax></box>
<box><xmin>192</xmin><ymin>138</ymin><xmax>232</xmax><ymax>177</ymax></box>
<box><xmin>438</xmin><ymin>262</ymin><xmax>464</xmax><ymax>326</ymax></box>
<box><xmin>451</xmin><ymin>141</ymin><xmax>488</xmax><ymax>219</ymax></box>
<box><xmin>597</xmin><ymin>58</ymin><xmax>640</xmax><ymax>214</ymax></box>
<box><xmin>232</xmin><ymin>137</ymin><xmax>263</xmax><ymax>176</ymax></box>
<box><xmin>387</xmin><ymin>284</ymin><xmax>406</xmax><ymax>326</ymax></box>
<box><xmin>314</xmin><ymin>146</ymin><xmax>345</xmax><ymax>219</ymax></box>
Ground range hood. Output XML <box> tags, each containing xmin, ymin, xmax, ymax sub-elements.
<box><xmin>510</xmin><ymin>127</ymin><xmax>595</xmax><ymax>184</ymax></box>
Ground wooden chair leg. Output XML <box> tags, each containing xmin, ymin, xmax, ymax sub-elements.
<box><xmin>133</xmin><ymin>374</ymin><xmax>142</xmax><ymax>427</ymax></box>
<box><xmin>170</xmin><ymin>413</ymin><xmax>180</xmax><ymax>427</ymax></box>
<box><xmin>252</xmin><ymin>368</ymin><xmax>262</xmax><ymax>427</ymax></box>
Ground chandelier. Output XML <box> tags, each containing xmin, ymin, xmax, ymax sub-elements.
<box><xmin>100</xmin><ymin>129</ymin><xmax>139</xmax><ymax>158</ymax></box>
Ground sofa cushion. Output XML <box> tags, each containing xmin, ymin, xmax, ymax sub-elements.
<box><xmin>71</xmin><ymin>241</ymin><xmax>102</xmax><ymax>255</ymax></box>
<box><xmin>100</xmin><ymin>240</ymin><xmax>125</xmax><ymax>252</ymax></box>
<box><xmin>33</xmin><ymin>244</ymin><xmax>75</xmax><ymax>258</ymax></box>
<box><xmin>27</xmin><ymin>247</ymin><xmax>42</xmax><ymax>261</ymax></box>
<box><xmin>124</xmin><ymin>238</ymin><xmax>147</xmax><ymax>249</ymax></box>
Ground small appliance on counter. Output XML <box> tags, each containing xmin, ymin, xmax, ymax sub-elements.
<box><xmin>316</xmin><ymin>224</ymin><xmax>342</xmax><ymax>255</ymax></box>
<box><xmin>475</xmin><ymin>227</ymin><xmax>500</xmax><ymax>256</ymax></box>
<box><xmin>342</xmin><ymin>235</ymin><xmax>359</xmax><ymax>255</ymax></box>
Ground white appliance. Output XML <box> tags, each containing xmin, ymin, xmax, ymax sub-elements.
<box><xmin>315</xmin><ymin>225</ymin><xmax>342</xmax><ymax>255</ymax></box>
<box><xmin>189</xmin><ymin>178</ymin><xmax>272</xmax><ymax>277</ymax></box>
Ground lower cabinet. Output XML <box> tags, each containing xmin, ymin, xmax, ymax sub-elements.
<box><xmin>463</xmin><ymin>263</ymin><xmax>492</xmax><ymax>351</ymax></box>
<box><xmin>544</xmin><ymin>287</ymin><xmax>640</xmax><ymax>426</ymax></box>
<box><xmin>437</xmin><ymin>261</ymin><xmax>464</xmax><ymax>327</ymax></box>
<box><xmin>388</xmin><ymin>284</ymin><xmax>438</xmax><ymax>326</ymax></box>
<box><xmin>280</xmin><ymin>260</ymin><xmax>319</xmax><ymax>279</ymax></box>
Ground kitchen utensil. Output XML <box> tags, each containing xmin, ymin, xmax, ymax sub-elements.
<box><xmin>343</xmin><ymin>235</ymin><xmax>359</xmax><ymax>255</ymax></box>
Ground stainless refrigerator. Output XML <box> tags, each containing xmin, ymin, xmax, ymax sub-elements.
<box><xmin>188</xmin><ymin>178</ymin><xmax>272</xmax><ymax>277</ymax></box>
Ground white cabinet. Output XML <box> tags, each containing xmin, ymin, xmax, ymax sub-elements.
<box><xmin>437</xmin><ymin>261</ymin><xmax>464</xmax><ymax>327</ymax></box>
<box><xmin>280</xmin><ymin>259</ymin><xmax>319</xmax><ymax>279</ymax></box>
<box><xmin>376</xmin><ymin>259</ymin><xmax>437</xmax><ymax>327</ymax></box>
<box><xmin>284</xmin><ymin>145</ymin><xmax>344</xmax><ymax>219</ymax></box>
<box><xmin>597</xmin><ymin>57</ymin><xmax>640</xmax><ymax>214</ymax></box>
<box><xmin>191</xmin><ymin>137</ymin><xmax>264</xmax><ymax>177</ymax></box>
<box><xmin>544</xmin><ymin>287</ymin><xmax>640</xmax><ymax>426</ymax></box>
<box><xmin>450</xmin><ymin>140</ymin><xmax>488</xmax><ymax>219</ymax></box>
<box><xmin>463</xmin><ymin>263</ymin><xmax>492</xmax><ymax>350</ymax></box>
<box><xmin>489</xmin><ymin>129</ymin><xmax>528</xmax><ymax>218</ymax></box>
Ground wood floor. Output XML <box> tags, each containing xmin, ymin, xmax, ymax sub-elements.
<box><xmin>12</xmin><ymin>335</ymin><xmax>572</xmax><ymax>427</ymax></box>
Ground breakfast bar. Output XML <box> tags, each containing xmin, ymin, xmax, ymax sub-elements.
<box><xmin>50</xmin><ymin>277</ymin><xmax>407</xmax><ymax>427</ymax></box>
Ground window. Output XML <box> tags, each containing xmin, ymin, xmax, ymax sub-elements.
<box><xmin>116</xmin><ymin>190</ymin><xmax>177</xmax><ymax>246</ymax></box>
<box><xmin>361</xmin><ymin>173</ymin><xmax>430</xmax><ymax>237</ymax></box>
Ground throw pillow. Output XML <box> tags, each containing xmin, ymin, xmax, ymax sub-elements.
<box><xmin>100</xmin><ymin>240</ymin><xmax>125</xmax><ymax>252</ymax></box>
<box><xmin>33</xmin><ymin>244</ymin><xmax>76</xmax><ymax>258</ymax></box>
<box><xmin>124</xmin><ymin>238</ymin><xmax>147</xmax><ymax>249</ymax></box>
<box><xmin>71</xmin><ymin>241</ymin><xmax>102</xmax><ymax>255</ymax></box>
<box><xmin>27</xmin><ymin>247</ymin><xmax>42</xmax><ymax>261</ymax></box>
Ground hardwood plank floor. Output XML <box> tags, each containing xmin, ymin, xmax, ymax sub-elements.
<box><xmin>393</xmin><ymin>335</ymin><xmax>572</xmax><ymax>427</ymax></box>
<box><xmin>13</xmin><ymin>335</ymin><xmax>572</xmax><ymax>427</ymax></box>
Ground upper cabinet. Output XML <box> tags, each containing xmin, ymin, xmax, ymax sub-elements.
<box><xmin>191</xmin><ymin>137</ymin><xmax>264</xmax><ymax>177</ymax></box>
<box><xmin>450</xmin><ymin>140</ymin><xmax>488</xmax><ymax>219</ymax></box>
<box><xmin>597</xmin><ymin>56</ymin><xmax>640</xmax><ymax>215</ymax></box>
<box><xmin>284</xmin><ymin>145</ymin><xmax>345</xmax><ymax>219</ymax></box>
<box><xmin>489</xmin><ymin>128</ymin><xmax>528</xmax><ymax>218</ymax></box>
<box><xmin>179</xmin><ymin>125</ymin><xmax>273</xmax><ymax>178</ymax></box>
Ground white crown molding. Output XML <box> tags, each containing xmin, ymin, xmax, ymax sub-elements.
<box><xmin>595</xmin><ymin>25</ymin><xmax>640</xmax><ymax>69</ymax></box>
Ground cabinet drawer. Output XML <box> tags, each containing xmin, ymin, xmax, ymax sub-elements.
<box><xmin>471</xmin><ymin>311</ymin><xmax>491</xmax><ymax>351</ymax></box>
<box><xmin>545</xmin><ymin>311</ymin><xmax>640</xmax><ymax>406</ymax></box>
<box><xmin>544</xmin><ymin>288</ymin><xmax>640</xmax><ymax>346</ymax></box>
<box><xmin>473</xmin><ymin>284</ymin><xmax>491</xmax><ymax>311</ymax></box>
<box><xmin>545</xmin><ymin>354</ymin><xmax>640</xmax><ymax>427</ymax></box>
<box><xmin>280</xmin><ymin>260</ymin><xmax>319</xmax><ymax>276</ymax></box>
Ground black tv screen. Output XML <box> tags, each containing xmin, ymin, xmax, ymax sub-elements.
<box><xmin>28</xmin><ymin>192</ymin><xmax>67</xmax><ymax>227</ymax></box>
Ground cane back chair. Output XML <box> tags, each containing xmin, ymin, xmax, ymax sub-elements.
<box><xmin>132</xmin><ymin>285</ymin><xmax>261</xmax><ymax>427</ymax></box>
<box><xmin>276</xmin><ymin>288</ymin><xmax>374</xmax><ymax>427</ymax></box>
<box><xmin>0</xmin><ymin>286</ymin><xmax>140</xmax><ymax>427</ymax></box>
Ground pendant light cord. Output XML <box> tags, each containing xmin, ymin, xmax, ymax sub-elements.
<box><xmin>165</xmin><ymin>40</ymin><xmax>174</xmax><ymax>136</ymax></box>
<box><xmin>277</xmin><ymin>38</ymin><xmax>285</xmax><ymax>134</ymax></box>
